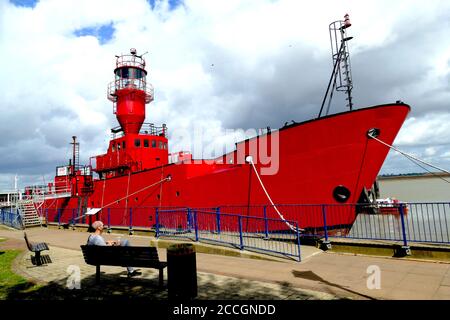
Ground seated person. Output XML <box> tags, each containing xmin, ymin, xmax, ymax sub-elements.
<box><xmin>87</xmin><ymin>220</ymin><xmax>141</xmax><ymax>277</ymax></box>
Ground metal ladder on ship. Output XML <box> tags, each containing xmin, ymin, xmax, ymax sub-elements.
<box><xmin>18</xmin><ymin>199</ymin><xmax>41</xmax><ymax>228</ymax></box>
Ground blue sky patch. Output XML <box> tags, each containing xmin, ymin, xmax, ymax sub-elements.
<box><xmin>10</xmin><ymin>0</ymin><xmax>38</xmax><ymax>8</ymax></box>
<box><xmin>147</xmin><ymin>0</ymin><xmax>183</xmax><ymax>10</ymax></box>
<box><xmin>74</xmin><ymin>22</ymin><xmax>115</xmax><ymax>45</ymax></box>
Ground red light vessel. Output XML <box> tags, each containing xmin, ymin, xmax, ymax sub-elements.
<box><xmin>37</xmin><ymin>18</ymin><xmax>411</xmax><ymax>234</ymax></box>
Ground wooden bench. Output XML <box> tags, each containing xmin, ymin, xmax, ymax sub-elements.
<box><xmin>24</xmin><ymin>232</ymin><xmax>49</xmax><ymax>266</ymax></box>
<box><xmin>80</xmin><ymin>245</ymin><xmax>167</xmax><ymax>287</ymax></box>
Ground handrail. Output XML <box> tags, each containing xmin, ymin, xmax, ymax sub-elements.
<box><xmin>107</xmin><ymin>79</ymin><xmax>154</xmax><ymax>103</ymax></box>
<box><xmin>115</xmin><ymin>54</ymin><xmax>146</xmax><ymax>69</ymax></box>
<box><xmin>110</xmin><ymin>123</ymin><xmax>167</xmax><ymax>139</ymax></box>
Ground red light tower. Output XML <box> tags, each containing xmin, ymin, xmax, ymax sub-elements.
<box><xmin>93</xmin><ymin>49</ymin><xmax>169</xmax><ymax>178</ymax></box>
<box><xmin>108</xmin><ymin>48</ymin><xmax>153</xmax><ymax>134</ymax></box>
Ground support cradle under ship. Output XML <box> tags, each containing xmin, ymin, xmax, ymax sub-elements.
<box><xmin>30</xmin><ymin>17</ymin><xmax>410</xmax><ymax>235</ymax></box>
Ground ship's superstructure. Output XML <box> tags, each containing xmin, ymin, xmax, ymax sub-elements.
<box><xmin>95</xmin><ymin>49</ymin><xmax>168</xmax><ymax>178</ymax></box>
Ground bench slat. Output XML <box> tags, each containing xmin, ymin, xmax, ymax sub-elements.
<box><xmin>80</xmin><ymin>245</ymin><xmax>165</xmax><ymax>268</ymax></box>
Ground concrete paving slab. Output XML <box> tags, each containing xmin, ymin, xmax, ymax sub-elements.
<box><xmin>395</xmin><ymin>273</ymin><xmax>442</xmax><ymax>294</ymax></box>
<box><xmin>433</xmin><ymin>286</ymin><xmax>450</xmax><ymax>300</ymax></box>
<box><xmin>440</xmin><ymin>275</ymin><xmax>450</xmax><ymax>286</ymax></box>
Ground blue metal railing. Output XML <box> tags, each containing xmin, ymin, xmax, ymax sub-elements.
<box><xmin>29</xmin><ymin>201</ymin><xmax>450</xmax><ymax>250</ymax></box>
<box><xmin>156</xmin><ymin>208</ymin><xmax>302</xmax><ymax>261</ymax></box>
<box><xmin>216</xmin><ymin>202</ymin><xmax>450</xmax><ymax>245</ymax></box>
<box><xmin>0</xmin><ymin>207</ymin><xmax>23</xmax><ymax>230</ymax></box>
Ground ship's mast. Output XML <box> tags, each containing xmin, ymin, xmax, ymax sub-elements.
<box><xmin>70</xmin><ymin>136</ymin><xmax>79</xmax><ymax>175</ymax></box>
<box><xmin>318</xmin><ymin>13</ymin><xmax>354</xmax><ymax>118</ymax></box>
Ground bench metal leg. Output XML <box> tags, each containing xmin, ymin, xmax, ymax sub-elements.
<box><xmin>35</xmin><ymin>251</ymin><xmax>42</xmax><ymax>266</ymax></box>
<box><xmin>96</xmin><ymin>265</ymin><xmax>100</xmax><ymax>284</ymax></box>
<box><xmin>159</xmin><ymin>268</ymin><xmax>164</xmax><ymax>288</ymax></box>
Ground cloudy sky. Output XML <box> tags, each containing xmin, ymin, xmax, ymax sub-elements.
<box><xmin>0</xmin><ymin>0</ymin><xmax>449</xmax><ymax>189</ymax></box>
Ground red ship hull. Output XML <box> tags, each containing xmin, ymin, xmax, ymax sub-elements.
<box><xmin>42</xmin><ymin>103</ymin><xmax>410</xmax><ymax>233</ymax></box>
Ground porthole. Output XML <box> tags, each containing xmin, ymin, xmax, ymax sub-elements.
<box><xmin>333</xmin><ymin>185</ymin><xmax>351</xmax><ymax>203</ymax></box>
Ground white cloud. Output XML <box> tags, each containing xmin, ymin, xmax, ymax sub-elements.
<box><xmin>395</xmin><ymin>114</ymin><xmax>450</xmax><ymax>147</ymax></box>
<box><xmin>1</xmin><ymin>0</ymin><xmax>450</xmax><ymax>188</ymax></box>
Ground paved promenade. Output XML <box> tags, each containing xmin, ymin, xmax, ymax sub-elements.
<box><xmin>1</xmin><ymin>226</ymin><xmax>450</xmax><ymax>300</ymax></box>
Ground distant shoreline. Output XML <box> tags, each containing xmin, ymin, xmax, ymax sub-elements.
<box><xmin>378</xmin><ymin>172</ymin><xmax>450</xmax><ymax>180</ymax></box>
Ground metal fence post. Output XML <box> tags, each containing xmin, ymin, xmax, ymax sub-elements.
<box><xmin>71</xmin><ymin>208</ymin><xmax>76</xmax><ymax>230</ymax></box>
<box><xmin>398</xmin><ymin>204</ymin><xmax>411</xmax><ymax>256</ymax></box>
<box><xmin>321</xmin><ymin>205</ymin><xmax>331</xmax><ymax>250</ymax></box>
<box><xmin>296</xmin><ymin>222</ymin><xmax>302</xmax><ymax>262</ymax></box>
<box><xmin>45</xmin><ymin>209</ymin><xmax>48</xmax><ymax>226</ymax></box>
<box><xmin>263</xmin><ymin>206</ymin><xmax>269</xmax><ymax>239</ymax></box>
<box><xmin>19</xmin><ymin>208</ymin><xmax>24</xmax><ymax>229</ymax></box>
<box><xmin>186</xmin><ymin>208</ymin><xmax>191</xmax><ymax>232</ymax></box>
<box><xmin>216</xmin><ymin>207</ymin><xmax>221</xmax><ymax>234</ymax></box>
<box><xmin>155</xmin><ymin>208</ymin><xmax>160</xmax><ymax>238</ymax></box>
<box><xmin>107</xmin><ymin>208</ymin><xmax>111</xmax><ymax>233</ymax></box>
<box><xmin>129</xmin><ymin>208</ymin><xmax>133</xmax><ymax>235</ymax></box>
<box><xmin>11</xmin><ymin>209</ymin><xmax>18</xmax><ymax>228</ymax></box>
<box><xmin>57</xmin><ymin>209</ymin><xmax>62</xmax><ymax>229</ymax></box>
<box><xmin>238</xmin><ymin>216</ymin><xmax>244</xmax><ymax>250</ymax></box>
<box><xmin>194</xmin><ymin>210</ymin><xmax>199</xmax><ymax>242</ymax></box>
<box><xmin>13</xmin><ymin>208</ymin><xmax>15</xmax><ymax>229</ymax></box>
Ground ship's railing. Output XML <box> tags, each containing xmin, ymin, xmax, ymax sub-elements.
<box><xmin>115</xmin><ymin>53</ymin><xmax>146</xmax><ymax>69</ymax></box>
<box><xmin>0</xmin><ymin>201</ymin><xmax>12</xmax><ymax>208</ymax></box>
<box><xmin>24</xmin><ymin>184</ymin><xmax>72</xmax><ymax>199</ymax></box>
<box><xmin>110</xmin><ymin>123</ymin><xmax>167</xmax><ymax>139</ymax></box>
<box><xmin>0</xmin><ymin>207</ymin><xmax>23</xmax><ymax>230</ymax></box>
<box><xmin>0</xmin><ymin>190</ymin><xmax>21</xmax><ymax>208</ymax></box>
<box><xmin>107</xmin><ymin>78</ymin><xmax>154</xmax><ymax>103</ymax></box>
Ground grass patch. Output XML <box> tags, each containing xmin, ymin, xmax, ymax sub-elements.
<box><xmin>0</xmin><ymin>250</ymin><xmax>41</xmax><ymax>299</ymax></box>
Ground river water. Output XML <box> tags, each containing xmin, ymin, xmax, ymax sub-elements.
<box><xmin>348</xmin><ymin>175</ymin><xmax>450</xmax><ymax>243</ymax></box>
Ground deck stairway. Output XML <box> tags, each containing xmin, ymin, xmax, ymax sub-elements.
<box><xmin>18</xmin><ymin>200</ymin><xmax>41</xmax><ymax>227</ymax></box>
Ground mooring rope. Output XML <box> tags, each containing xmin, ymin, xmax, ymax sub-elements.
<box><xmin>100</xmin><ymin>178</ymin><xmax>106</xmax><ymax>208</ymax></box>
<box><xmin>368</xmin><ymin>133</ymin><xmax>450</xmax><ymax>183</ymax></box>
<box><xmin>123</xmin><ymin>170</ymin><xmax>132</xmax><ymax>225</ymax></box>
<box><xmin>100</xmin><ymin>176</ymin><xmax>170</xmax><ymax>210</ymax></box>
<box><xmin>247</xmin><ymin>156</ymin><xmax>303</xmax><ymax>233</ymax></box>
<box><xmin>72</xmin><ymin>176</ymin><xmax>170</xmax><ymax>221</ymax></box>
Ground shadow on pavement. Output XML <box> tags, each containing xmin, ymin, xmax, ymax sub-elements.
<box><xmin>4</xmin><ymin>271</ymin><xmax>335</xmax><ymax>300</ymax></box>
<box><xmin>292</xmin><ymin>270</ymin><xmax>376</xmax><ymax>300</ymax></box>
